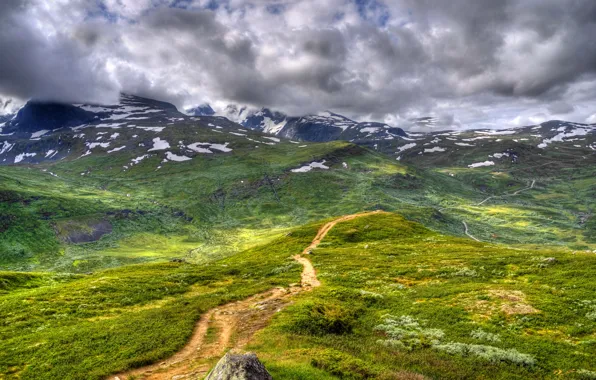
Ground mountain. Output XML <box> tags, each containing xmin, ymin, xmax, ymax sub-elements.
<box><xmin>1</xmin><ymin>95</ymin><xmax>595</xmax><ymax>380</ymax></box>
<box><xmin>185</xmin><ymin>103</ymin><xmax>215</xmax><ymax>116</ymax></box>
<box><xmin>383</xmin><ymin>120</ymin><xmax>596</xmax><ymax>169</ymax></box>
<box><xmin>0</xmin><ymin>94</ymin><xmax>249</xmax><ymax>165</ymax></box>
<box><xmin>2</xmin><ymin>94</ymin><xmax>184</xmax><ymax>138</ymax></box>
<box><xmin>223</xmin><ymin>106</ymin><xmax>408</xmax><ymax>142</ymax></box>
<box><xmin>0</xmin><ymin>113</ymin><xmax>12</xmax><ymax>125</ymax></box>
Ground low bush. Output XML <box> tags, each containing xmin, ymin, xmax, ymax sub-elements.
<box><xmin>286</xmin><ymin>300</ymin><xmax>358</xmax><ymax>336</ymax></box>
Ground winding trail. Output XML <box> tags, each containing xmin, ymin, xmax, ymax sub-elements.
<box><xmin>462</xmin><ymin>221</ymin><xmax>480</xmax><ymax>242</ymax></box>
<box><xmin>476</xmin><ymin>180</ymin><xmax>536</xmax><ymax>206</ymax></box>
<box><xmin>109</xmin><ymin>211</ymin><xmax>383</xmax><ymax>380</ymax></box>
<box><xmin>460</xmin><ymin>180</ymin><xmax>537</xmax><ymax>242</ymax></box>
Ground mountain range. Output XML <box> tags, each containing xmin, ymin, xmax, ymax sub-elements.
<box><xmin>1</xmin><ymin>94</ymin><xmax>594</xmax><ymax>167</ymax></box>
<box><xmin>1</xmin><ymin>93</ymin><xmax>596</xmax><ymax>380</ymax></box>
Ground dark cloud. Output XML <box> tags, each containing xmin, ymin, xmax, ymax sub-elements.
<box><xmin>0</xmin><ymin>1</ymin><xmax>119</xmax><ymax>105</ymax></box>
<box><xmin>1</xmin><ymin>0</ymin><xmax>596</xmax><ymax>127</ymax></box>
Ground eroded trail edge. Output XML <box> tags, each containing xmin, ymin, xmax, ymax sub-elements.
<box><xmin>110</xmin><ymin>211</ymin><xmax>383</xmax><ymax>380</ymax></box>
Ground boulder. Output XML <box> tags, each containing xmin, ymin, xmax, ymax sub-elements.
<box><xmin>205</xmin><ymin>351</ymin><xmax>272</xmax><ymax>380</ymax></box>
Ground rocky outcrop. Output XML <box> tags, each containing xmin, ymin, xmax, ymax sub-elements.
<box><xmin>205</xmin><ymin>351</ymin><xmax>272</xmax><ymax>380</ymax></box>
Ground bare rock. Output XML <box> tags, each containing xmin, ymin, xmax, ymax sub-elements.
<box><xmin>205</xmin><ymin>351</ymin><xmax>272</xmax><ymax>380</ymax></box>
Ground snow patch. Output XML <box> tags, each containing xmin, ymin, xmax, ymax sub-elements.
<box><xmin>107</xmin><ymin>146</ymin><xmax>126</xmax><ymax>153</ymax></box>
<box><xmin>14</xmin><ymin>152</ymin><xmax>36</xmax><ymax>163</ymax></box>
<box><xmin>210</xmin><ymin>143</ymin><xmax>232</xmax><ymax>152</ymax></box>
<box><xmin>424</xmin><ymin>146</ymin><xmax>446</xmax><ymax>153</ymax></box>
<box><xmin>148</xmin><ymin>137</ymin><xmax>170</xmax><ymax>151</ymax></box>
<box><xmin>360</xmin><ymin>127</ymin><xmax>380</xmax><ymax>134</ymax></box>
<box><xmin>538</xmin><ymin>127</ymin><xmax>591</xmax><ymax>148</ymax></box>
<box><xmin>131</xmin><ymin>154</ymin><xmax>150</xmax><ymax>165</ymax></box>
<box><xmin>291</xmin><ymin>160</ymin><xmax>329</xmax><ymax>173</ymax></box>
<box><xmin>396</xmin><ymin>143</ymin><xmax>417</xmax><ymax>153</ymax></box>
<box><xmin>462</xmin><ymin>136</ymin><xmax>492</xmax><ymax>141</ymax></box>
<box><xmin>468</xmin><ymin>161</ymin><xmax>495</xmax><ymax>168</ymax></box>
<box><xmin>0</xmin><ymin>141</ymin><xmax>14</xmax><ymax>155</ymax></box>
<box><xmin>477</xmin><ymin>130</ymin><xmax>516</xmax><ymax>135</ymax></box>
<box><xmin>95</xmin><ymin>123</ymin><xmax>124</xmax><ymax>129</ymax></box>
<box><xmin>261</xmin><ymin>117</ymin><xmax>287</xmax><ymax>135</ymax></box>
<box><xmin>187</xmin><ymin>143</ymin><xmax>213</xmax><ymax>153</ymax></box>
<box><xmin>136</xmin><ymin>126</ymin><xmax>165</xmax><ymax>132</ymax></box>
<box><xmin>165</xmin><ymin>152</ymin><xmax>192</xmax><ymax>162</ymax></box>
<box><xmin>31</xmin><ymin>129</ymin><xmax>50</xmax><ymax>139</ymax></box>
<box><xmin>86</xmin><ymin>142</ymin><xmax>110</xmax><ymax>149</ymax></box>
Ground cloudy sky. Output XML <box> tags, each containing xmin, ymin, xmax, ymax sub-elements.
<box><xmin>1</xmin><ymin>0</ymin><xmax>596</xmax><ymax>130</ymax></box>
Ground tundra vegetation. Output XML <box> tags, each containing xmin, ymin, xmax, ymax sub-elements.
<box><xmin>0</xmin><ymin>132</ymin><xmax>595</xmax><ymax>379</ymax></box>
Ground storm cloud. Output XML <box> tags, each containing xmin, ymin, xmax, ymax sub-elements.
<box><xmin>0</xmin><ymin>0</ymin><xmax>595</xmax><ymax>129</ymax></box>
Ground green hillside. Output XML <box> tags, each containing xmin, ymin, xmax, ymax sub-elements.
<box><xmin>0</xmin><ymin>120</ymin><xmax>595</xmax><ymax>380</ymax></box>
<box><xmin>1</xmin><ymin>213</ymin><xmax>595</xmax><ymax>379</ymax></box>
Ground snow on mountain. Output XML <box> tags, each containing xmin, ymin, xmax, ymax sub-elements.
<box><xmin>3</xmin><ymin>94</ymin><xmax>184</xmax><ymax>138</ymax></box>
<box><xmin>220</xmin><ymin>105</ymin><xmax>407</xmax><ymax>143</ymax></box>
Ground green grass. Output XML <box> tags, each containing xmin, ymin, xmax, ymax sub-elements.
<box><xmin>2</xmin><ymin>130</ymin><xmax>593</xmax><ymax>273</ymax></box>
<box><xmin>0</xmin><ymin>222</ymin><xmax>318</xmax><ymax>379</ymax></box>
<box><xmin>248</xmin><ymin>213</ymin><xmax>596</xmax><ymax>379</ymax></box>
<box><xmin>0</xmin><ymin>141</ymin><xmax>468</xmax><ymax>272</ymax></box>
<box><xmin>1</xmin><ymin>212</ymin><xmax>595</xmax><ymax>379</ymax></box>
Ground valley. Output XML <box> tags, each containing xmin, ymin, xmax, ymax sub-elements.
<box><xmin>0</xmin><ymin>95</ymin><xmax>595</xmax><ymax>379</ymax></box>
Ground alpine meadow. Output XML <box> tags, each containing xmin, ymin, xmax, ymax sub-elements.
<box><xmin>0</xmin><ymin>1</ymin><xmax>595</xmax><ymax>379</ymax></box>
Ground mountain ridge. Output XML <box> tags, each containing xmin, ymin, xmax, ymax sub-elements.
<box><xmin>0</xmin><ymin>94</ymin><xmax>594</xmax><ymax>167</ymax></box>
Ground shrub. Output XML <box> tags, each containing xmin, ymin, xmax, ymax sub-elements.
<box><xmin>311</xmin><ymin>349</ymin><xmax>377</xmax><ymax>379</ymax></box>
<box><xmin>434</xmin><ymin>342</ymin><xmax>535</xmax><ymax>366</ymax></box>
<box><xmin>375</xmin><ymin>315</ymin><xmax>444</xmax><ymax>351</ymax></box>
<box><xmin>453</xmin><ymin>268</ymin><xmax>478</xmax><ymax>277</ymax></box>
<box><xmin>470</xmin><ymin>328</ymin><xmax>501</xmax><ymax>343</ymax></box>
<box><xmin>359</xmin><ymin>289</ymin><xmax>384</xmax><ymax>300</ymax></box>
<box><xmin>287</xmin><ymin>301</ymin><xmax>358</xmax><ymax>335</ymax></box>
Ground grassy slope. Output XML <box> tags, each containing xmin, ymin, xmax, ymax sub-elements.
<box><xmin>2</xmin><ymin>135</ymin><xmax>593</xmax><ymax>273</ymax></box>
<box><xmin>1</xmin><ymin>140</ymin><xmax>480</xmax><ymax>272</ymax></box>
<box><xmin>0</xmin><ymin>222</ymin><xmax>318</xmax><ymax>380</ymax></box>
<box><xmin>249</xmin><ymin>213</ymin><xmax>596</xmax><ymax>379</ymax></box>
<box><xmin>1</xmin><ymin>212</ymin><xmax>595</xmax><ymax>379</ymax></box>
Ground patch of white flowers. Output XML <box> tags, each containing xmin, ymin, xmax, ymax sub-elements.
<box><xmin>375</xmin><ymin>315</ymin><xmax>535</xmax><ymax>366</ymax></box>
<box><xmin>453</xmin><ymin>267</ymin><xmax>478</xmax><ymax>277</ymax></box>
<box><xmin>433</xmin><ymin>342</ymin><xmax>535</xmax><ymax>366</ymax></box>
<box><xmin>578</xmin><ymin>369</ymin><xmax>596</xmax><ymax>379</ymax></box>
<box><xmin>359</xmin><ymin>289</ymin><xmax>384</xmax><ymax>299</ymax></box>
<box><xmin>578</xmin><ymin>300</ymin><xmax>596</xmax><ymax>321</ymax></box>
<box><xmin>470</xmin><ymin>328</ymin><xmax>501</xmax><ymax>343</ymax></box>
<box><xmin>374</xmin><ymin>315</ymin><xmax>445</xmax><ymax>351</ymax></box>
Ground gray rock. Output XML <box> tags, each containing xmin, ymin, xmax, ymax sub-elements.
<box><xmin>205</xmin><ymin>351</ymin><xmax>272</xmax><ymax>380</ymax></box>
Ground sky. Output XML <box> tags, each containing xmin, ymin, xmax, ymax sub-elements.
<box><xmin>0</xmin><ymin>0</ymin><xmax>595</xmax><ymax>130</ymax></box>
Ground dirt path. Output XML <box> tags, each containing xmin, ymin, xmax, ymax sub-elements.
<box><xmin>110</xmin><ymin>211</ymin><xmax>383</xmax><ymax>380</ymax></box>
<box><xmin>293</xmin><ymin>210</ymin><xmax>385</xmax><ymax>288</ymax></box>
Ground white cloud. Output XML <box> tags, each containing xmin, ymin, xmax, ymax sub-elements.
<box><xmin>0</xmin><ymin>0</ymin><xmax>595</xmax><ymax>130</ymax></box>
